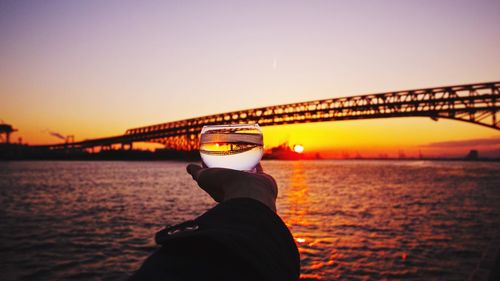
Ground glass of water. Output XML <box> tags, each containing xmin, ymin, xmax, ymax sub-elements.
<box><xmin>199</xmin><ymin>124</ymin><xmax>264</xmax><ymax>172</ymax></box>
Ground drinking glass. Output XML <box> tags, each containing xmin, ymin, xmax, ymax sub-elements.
<box><xmin>199</xmin><ymin>124</ymin><xmax>263</xmax><ymax>172</ymax></box>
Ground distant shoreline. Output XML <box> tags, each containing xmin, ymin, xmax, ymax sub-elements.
<box><xmin>2</xmin><ymin>156</ymin><xmax>499</xmax><ymax>162</ymax></box>
<box><xmin>1</xmin><ymin>143</ymin><xmax>499</xmax><ymax>162</ymax></box>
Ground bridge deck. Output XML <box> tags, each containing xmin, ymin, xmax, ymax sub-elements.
<box><xmin>36</xmin><ymin>81</ymin><xmax>499</xmax><ymax>150</ymax></box>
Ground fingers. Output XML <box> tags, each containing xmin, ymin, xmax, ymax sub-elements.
<box><xmin>196</xmin><ymin>167</ymin><xmax>237</xmax><ymax>202</ymax></box>
<box><xmin>186</xmin><ymin>163</ymin><xmax>279</xmax><ymax>209</ymax></box>
<box><xmin>186</xmin><ymin>164</ymin><xmax>229</xmax><ymax>202</ymax></box>
<box><xmin>186</xmin><ymin>164</ymin><xmax>203</xmax><ymax>181</ymax></box>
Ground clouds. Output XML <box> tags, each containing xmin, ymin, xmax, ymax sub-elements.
<box><xmin>422</xmin><ymin>137</ymin><xmax>500</xmax><ymax>148</ymax></box>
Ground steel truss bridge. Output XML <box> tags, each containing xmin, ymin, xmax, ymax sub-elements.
<box><xmin>40</xmin><ymin>81</ymin><xmax>499</xmax><ymax>151</ymax></box>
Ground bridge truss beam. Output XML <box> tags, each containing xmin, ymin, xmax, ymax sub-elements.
<box><xmin>122</xmin><ymin>81</ymin><xmax>499</xmax><ymax>151</ymax></box>
<box><xmin>38</xmin><ymin>81</ymin><xmax>499</xmax><ymax>151</ymax></box>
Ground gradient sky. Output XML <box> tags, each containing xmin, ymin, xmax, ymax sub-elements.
<box><xmin>1</xmin><ymin>0</ymin><xmax>499</xmax><ymax>157</ymax></box>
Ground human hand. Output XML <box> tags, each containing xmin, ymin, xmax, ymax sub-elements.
<box><xmin>186</xmin><ymin>163</ymin><xmax>278</xmax><ymax>212</ymax></box>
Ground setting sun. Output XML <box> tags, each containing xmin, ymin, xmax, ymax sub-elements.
<box><xmin>1</xmin><ymin>2</ymin><xmax>500</xmax><ymax>281</ymax></box>
<box><xmin>293</xmin><ymin>144</ymin><xmax>304</xmax><ymax>153</ymax></box>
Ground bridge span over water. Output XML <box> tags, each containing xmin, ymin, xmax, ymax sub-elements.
<box><xmin>40</xmin><ymin>81</ymin><xmax>499</xmax><ymax>151</ymax></box>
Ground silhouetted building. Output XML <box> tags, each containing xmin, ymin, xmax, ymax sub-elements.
<box><xmin>264</xmin><ymin>142</ymin><xmax>301</xmax><ymax>160</ymax></box>
<box><xmin>465</xmin><ymin>150</ymin><xmax>479</xmax><ymax>160</ymax></box>
<box><xmin>0</xmin><ymin>123</ymin><xmax>17</xmax><ymax>144</ymax></box>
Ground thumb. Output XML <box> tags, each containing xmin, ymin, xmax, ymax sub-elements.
<box><xmin>186</xmin><ymin>164</ymin><xmax>203</xmax><ymax>181</ymax></box>
<box><xmin>187</xmin><ymin>164</ymin><xmax>226</xmax><ymax>202</ymax></box>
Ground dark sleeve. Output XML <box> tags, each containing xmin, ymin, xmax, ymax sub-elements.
<box><xmin>129</xmin><ymin>198</ymin><xmax>300</xmax><ymax>281</ymax></box>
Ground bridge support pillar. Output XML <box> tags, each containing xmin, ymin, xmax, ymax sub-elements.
<box><xmin>101</xmin><ymin>145</ymin><xmax>112</xmax><ymax>151</ymax></box>
<box><xmin>65</xmin><ymin>81</ymin><xmax>499</xmax><ymax>151</ymax></box>
<box><xmin>121</xmin><ymin>143</ymin><xmax>133</xmax><ymax>150</ymax></box>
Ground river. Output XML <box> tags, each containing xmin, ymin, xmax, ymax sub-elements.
<box><xmin>1</xmin><ymin>160</ymin><xmax>499</xmax><ymax>280</ymax></box>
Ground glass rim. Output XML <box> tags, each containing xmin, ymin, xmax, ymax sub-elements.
<box><xmin>201</xmin><ymin>123</ymin><xmax>260</xmax><ymax>130</ymax></box>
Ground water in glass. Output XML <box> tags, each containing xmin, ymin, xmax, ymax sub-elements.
<box><xmin>199</xmin><ymin>124</ymin><xmax>263</xmax><ymax>171</ymax></box>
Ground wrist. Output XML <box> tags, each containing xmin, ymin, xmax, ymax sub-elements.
<box><xmin>223</xmin><ymin>183</ymin><xmax>277</xmax><ymax>212</ymax></box>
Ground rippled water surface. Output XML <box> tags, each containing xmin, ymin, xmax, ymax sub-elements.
<box><xmin>1</xmin><ymin>160</ymin><xmax>499</xmax><ymax>280</ymax></box>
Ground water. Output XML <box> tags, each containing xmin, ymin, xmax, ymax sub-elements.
<box><xmin>0</xmin><ymin>160</ymin><xmax>499</xmax><ymax>280</ymax></box>
<box><xmin>200</xmin><ymin>144</ymin><xmax>263</xmax><ymax>170</ymax></box>
<box><xmin>200</xmin><ymin>124</ymin><xmax>264</xmax><ymax>171</ymax></box>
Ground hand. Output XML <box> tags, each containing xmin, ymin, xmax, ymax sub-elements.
<box><xmin>186</xmin><ymin>163</ymin><xmax>278</xmax><ymax>212</ymax></box>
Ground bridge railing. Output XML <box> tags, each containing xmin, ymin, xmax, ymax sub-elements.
<box><xmin>124</xmin><ymin>82</ymin><xmax>499</xmax><ymax>147</ymax></box>
<box><xmin>37</xmin><ymin>81</ymin><xmax>499</xmax><ymax>151</ymax></box>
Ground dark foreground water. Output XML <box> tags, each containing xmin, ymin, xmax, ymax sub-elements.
<box><xmin>1</xmin><ymin>160</ymin><xmax>499</xmax><ymax>281</ymax></box>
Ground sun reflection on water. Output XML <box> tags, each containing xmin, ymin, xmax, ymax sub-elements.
<box><xmin>270</xmin><ymin>160</ymin><xmax>500</xmax><ymax>280</ymax></box>
<box><xmin>1</xmin><ymin>161</ymin><xmax>500</xmax><ymax>281</ymax></box>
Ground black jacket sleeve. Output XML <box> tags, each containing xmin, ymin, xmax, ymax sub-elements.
<box><xmin>128</xmin><ymin>198</ymin><xmax>300</xmax><ymax>281</ymax></box>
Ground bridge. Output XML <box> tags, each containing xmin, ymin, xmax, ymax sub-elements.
<box><xmin>38</xmin><ymin>81</ymin><xmax>499</xmax><ymax>151</ymax></box>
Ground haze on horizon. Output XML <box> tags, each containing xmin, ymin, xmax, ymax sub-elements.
<box><xmin>1</xmin><ymin>0</ymin><xmax>499</xmax><ymax>158</ymax></box>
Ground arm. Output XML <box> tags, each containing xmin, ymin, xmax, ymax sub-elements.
<box><xmin>129</xmin><ymin>165</ymin><xmax>300</xmax><ymax>281</ymax></box>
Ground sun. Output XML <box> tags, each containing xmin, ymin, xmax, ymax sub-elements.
<box><xmin>293</xmin><ymin>144</ymin><xmax>304</xmax><ymax>153</ymax></box>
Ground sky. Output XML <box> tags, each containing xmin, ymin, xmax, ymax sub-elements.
<box><xmin>1</xmin><ymin>0</ymin><xmax>499</xmax><ymax>157</ymax></box>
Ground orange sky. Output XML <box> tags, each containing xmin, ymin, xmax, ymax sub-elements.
<box><xmin>1</xmin><ymin>1</ymin><xmax>499</xmax><ymax>157</ymax></box>
<box><xmin>261</xmin><ymin>118</ymin><xmax>499</xmax><ymax>158</ymax></box>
